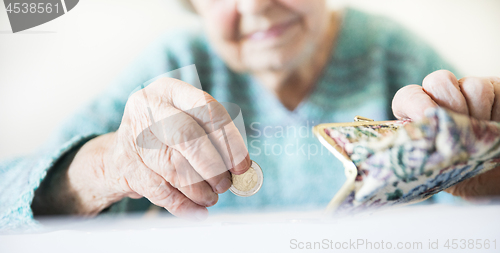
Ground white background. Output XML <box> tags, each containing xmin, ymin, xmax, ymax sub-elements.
<box><xmin>1</xmin><ymin>0</ymin><xmax>499</xmax><ymax>160</ymax></box>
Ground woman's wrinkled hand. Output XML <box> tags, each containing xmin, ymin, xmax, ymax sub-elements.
<box><xmin>392</xmin><ymin>70</ymin><xmax>500</xmax><ymax>200</ymax></box>
<box><xmin>99</xmin><ymin>77</ymin><xmax>250</xmax><ymax>220</ymax></box>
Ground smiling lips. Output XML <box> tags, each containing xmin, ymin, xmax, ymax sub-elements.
<box><xmin>245</xmin><ymin>18</ymin><xmax>300</xmax><ymax>41</ymax></box>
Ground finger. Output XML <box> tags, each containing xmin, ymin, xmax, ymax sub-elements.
<box><xmin>422</xmin><ymin>70</ymin><xmax>469</xmax><ymax>115</ymax></box>
<box><xmin>175</xmin><ymin>132</ymin><xmax>234</xmax><ymax>194</ymax></box>
<box><xmin>141</xmin><ymin>78</ymin><xmax>249</xmax><ymax>193</ymax></box>
<box><xmin>445</xmin><ymin>166</ymin><xmax>500</xmax><ymax>200</ymax></box>
<box><xmin>392</xmin><ymin>85</ymin><xmax>438</xmax><ymax>121</ymax></box>
<box><xmin>149</xmin><ymin>106</ymin><xmax>231</xmax><ymax>194</ymax></box>
<box><xmin>135</xmin><ymin>119</ymin><xmax>212</xmax><ymax>191</ymax></box>
<box><xmin>166</xmin><ymin>79</ymin><xmax>251</xmax><ymax>175</ymax></box>
<box><xmin>489</xmin><ymin>77</ymin><xmax>500</xmax><ymax>121</ymax></box>
<box><xmin>151</xmin><ymin>146</ymin><xmax>219</xmax><ymax>207</ymax></box>
<box><xmin>124</xmin><ymin>161</ymin><xmax>208</xmax><ymax>220</ymax></box>
<box><xmin>458</xmin><ymin>77</ymin><xmax>495</xmax><ymax>121</ymax></box>
<box><xmin>204</xmin><ymin>101</ymin><xmax>251</xmax><ymax>175</ymax></box>
<box><xmin>134</xmin><ymin>83</ymin><xmax>233</xmax><ymax>194</ymax></box>
<box><xmin>164</xmin><ymin>106</ymin><xmax>232</xmax><ymax>193</ymax></box>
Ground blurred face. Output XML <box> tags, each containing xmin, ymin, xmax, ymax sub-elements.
<box><xmin>191</xmin><ymin>0</ymin><xmax>329</xmax><ymax>73</ymax></box>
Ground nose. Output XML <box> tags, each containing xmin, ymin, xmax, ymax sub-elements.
<box><xmin>237</xmin><ymin>0</ymin><xmax>272</xmax><ymax>15</ymax></box>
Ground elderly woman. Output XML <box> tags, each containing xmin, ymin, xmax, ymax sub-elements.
<box><xmin>1</xmin><ymin>0</ymin><xmax>499</xmax><ymax>228</ymax></box>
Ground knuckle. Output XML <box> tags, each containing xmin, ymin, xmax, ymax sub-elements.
<box><xmin>168</xmin><ymin>197</ymin><xmax>190</xmax><ymax>214</ymax></box>
<box><xmin>398</xmin><ymin>84</ymin><xmax>420</xmax><ymax>95</ymax></box>
<box><xmin>166</xmin><ymin>118</ymin><xmax>204</xmax><ymax>146</ymax></box>
<box><xmin>393</xmin><ymin>85</ymin><xmax>413</xmax><ymax>103</ymax></box>
<box><xmin>459</xmin><ymin>77</ymin><xmax>495</xmax><ymax>101</ymax></box>
<box><xmin>423</xmin><ymin>70</ymin><xmax>457</xmax><ymax>90</ymax></box>
<box><xmin>189</xmin><ymin>91</ymin><xmax>219</xmax><ymax>108</ymax></box>
<box><xmin>126</xmin><ymin>90</ymin><xmax>145</xmax><ymax>110</ymax></box>
<box><xmin>182</xmin><ymin>185</ymin><xmax>218</xmax><ymax>207</ymax></box>
<box><xmin>148</xmin><ymin>181</ymin><xmax>175</xmax><ymax>203</ymax></box>
<box><xmin>187</xmin><ymin>137</ymin><xmax>211</xmax><ymax>159</ymax></box>
<box><xmin>481</xmin><ymin>80</ymin><xmax>495</xmax><ymax>95</ymax></box>
<box><xmin>461</xmin><ymin>77</ymin><xmax>494</xmax><ymax>90</ymax></box>
<box><xmin>153</xmin><ymin>77</ymin><xmax>178</xmax><ymax>89</ymax></box>
<box><xmin>159</xmin><ymin>149</ymin><xmax>181</xmax><ymax>187</ymax></box>
<box><xmin>124</xmin><ymin>90</ymin><xmax>154</xmax><ymax>124</ymax></box>
<box><xmin>209</xmin><ymin>102</ymin><xmax>232</xmax><ymax>126</ymax></box>
<box><xmin>433</xmin><ymin>69</ymin><xmax>456</xmax><ymax>80</ymax></box>
<box><xmin>491</xmin><ymin>76</ymin><xmax>500</xmax><ymax>84</ymax></box>
<box><xmin>150</xmin><ymin>77</ymin><xmax>186</xmax><ymax>102</ymax></box>
<box><xmin>402</xmin><ymin>85</ymin><xmax>422</xmax><ymax>102</ymax></box>
<box><xmin>190</xmin><ymin>91</ymin><xmax>213</xmax><ymax>108</ymax></box>
<box><xmin>459</xmin><ymin>77</ymin><xmax>480</xmax><ymax>87</ymax></box>
<box><xmin>203</xmin><ymin>91</ymin><xmax>216</xmax><ymax>103</ymax></box>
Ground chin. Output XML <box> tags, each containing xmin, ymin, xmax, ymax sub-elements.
<box><xmin>242</xmin><ymin>38</ymin><xmax>313</xmax><ymax>73</ymax></box>
<box><xmin>244</xmin><ymin>50</ymin><xmax>307</xmax><ymax>73</ymax></box>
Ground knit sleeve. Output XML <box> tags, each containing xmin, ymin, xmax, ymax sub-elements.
<box><xmin>0</xmin><ymin>135</ymin><xmax>98</xmax><ymax>230</ymax></box>
<box><xmin>0</xmin><ymin>29</ymin><xmax>207</xmax><ymax>230</ymax></box>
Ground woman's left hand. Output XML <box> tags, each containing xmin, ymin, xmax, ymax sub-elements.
<box><xmin>392</xmin><ymin>70</ymin><xmax>500</xmax><ymax>200</ymax></box>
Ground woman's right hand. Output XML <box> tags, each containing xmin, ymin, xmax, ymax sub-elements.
<box><xmin>108</xmin><ymin>77</ymin><xmax>251</xmax><ymax>219</ymax></box>
<box><xmin>33</xmin><ymin>77</ymin><xmax>251</xmax><ymax>220</ymax></box>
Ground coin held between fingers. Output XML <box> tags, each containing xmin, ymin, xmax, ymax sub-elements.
<box><xmin>229</xmin><ymin>160</ymin><xmax>263</xmax><ymax>197</ymax></box>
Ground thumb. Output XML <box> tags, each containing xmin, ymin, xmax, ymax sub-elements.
<box><xmin>392</xmin><ymin>85</ymin><xmax>438</xmax><ymax>121</ymax></box>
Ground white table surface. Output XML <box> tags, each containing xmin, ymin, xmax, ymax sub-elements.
<box><xmin>1</xmin><ymin>204</ymin><xmax>499</xmax><ymax>253</ymax></box>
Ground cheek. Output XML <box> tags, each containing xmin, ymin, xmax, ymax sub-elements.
<box><xmin>205</xmin><ymin>1</ymin><xmax>239</xmax><ymax>41</ymax></box>
<box><xmin>277</xmin><ymin>0</ymin><xmax>322</xmax><ymax>14</ymax></box>
<box><xmin>277</xmin><ymin>0</ymin><xmax>326</xmax><ymax>30</ymax></box>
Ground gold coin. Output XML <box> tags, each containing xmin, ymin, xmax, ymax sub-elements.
<box><xmin>229</xmin><ymin>160</ymin><xmax>263</xmax><ymax>197</ymax></box>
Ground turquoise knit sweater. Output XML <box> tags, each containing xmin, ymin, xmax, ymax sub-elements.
<box><xmin>0</xmin><ymin>8</ymin><xmax>456</xmax><ymax>229</ymax></box>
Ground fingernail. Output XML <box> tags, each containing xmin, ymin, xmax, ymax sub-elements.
<box><xmin>215</xmin><ymin>177</ymin><xmax>232</xmax><ymax>194</ymax></box>
<box><xmin>206</xmin><ymin>194</ymin><xmax>218</xmax><ymax>207</ymax></box>
<box><xmin>232</xmin><ymin>154</ymin><xmax>251</xmax><ymax>175</ymax></box>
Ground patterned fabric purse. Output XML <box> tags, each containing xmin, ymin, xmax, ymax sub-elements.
<box><xmin>313</xmin><ymin>107</ymin><xmax>500</xmax><ymax>214</ymax></box>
